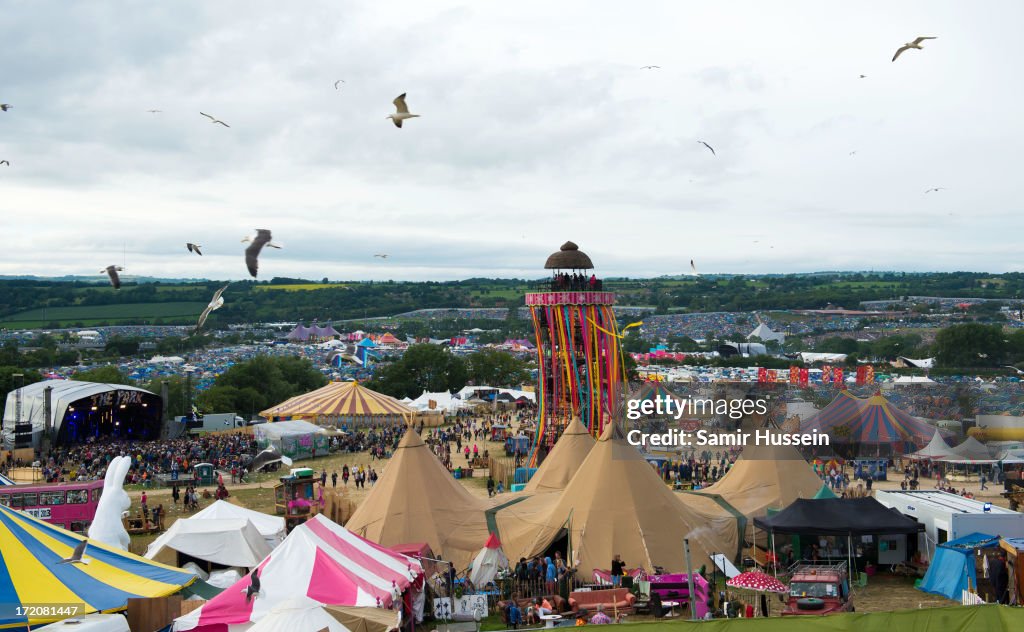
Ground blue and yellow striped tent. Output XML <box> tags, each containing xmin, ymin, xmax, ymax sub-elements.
<box><xmin>0</xmin><ymin>504</ymin><xmax>196</xmax><ymax>629</ymax></box>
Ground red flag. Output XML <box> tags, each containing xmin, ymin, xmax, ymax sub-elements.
<box><xmin>799</xmin><ymin>368</ymin><xmax>809</xmax><ymax>386</ymax></box>
<box><xmin>757</xmin><ymin>367</ymin><xmax>768</xmax><ymax>383</ymax></box>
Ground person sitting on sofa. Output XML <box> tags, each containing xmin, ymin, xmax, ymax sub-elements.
<box><xmin>589</xmin><ymin>605</ymin><xmax>613</xmax><ymax>625</ymax></box>
<box><xmin>536</xmin><ymin>597</ymin><xmax>553</xmax><ymax>617</ymax></box>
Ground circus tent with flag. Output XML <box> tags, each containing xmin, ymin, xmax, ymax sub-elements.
<box><xmin>0</xmin><ymin>504</ymin><xmax>197</xmax><ymax>629</ymax></box>
<box><xmin>260</xmin><ymin>381</ymin><xmax>416</xmax><ymax>427</ymax></box>
<box><xmin>800</xmin><ymin>390</ymin><xmax>949</xmax><ymax>453</ymax></box>
<box><xmin>173</xmin><ymin>514</ymin><xmax>423</xmax><ymax>632</ymax></box>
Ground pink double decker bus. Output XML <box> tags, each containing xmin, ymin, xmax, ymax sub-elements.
<box><xmin>0</xmin><ymin>480</ymin><xmax>103</xmax><ymax>533</ymax></box>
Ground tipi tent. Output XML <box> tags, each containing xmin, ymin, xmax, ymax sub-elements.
<box><xmin>345</xmin><ymin>428</ymin><xmax>491</xmax><ymax>571</ymax></box>
<box><xmin>522</xmin><ymin>417</ymin><xmax>595</xmax><ymax>494</ymax></box>
<box><xmin>494</xmin><ymin>423</ymin><xmax>738</xmax><ymax>579</ymax></box>
<box><xmin>0</xmin><ymin>504</ymin><xmax>196</xmax><ymax>628</ymax></box>
<box><xmin>191</xmin><ymin>500</ymin><xmax>287</xmax><ymax>549</ymax></box>
<box><xmin>468</xmin><ymin>533</ymin><xmax>509</xmax><ymax>588</ymax></box>
<box><xmin>174</xmin><ymin>515</ymin><xmax>422</xmax><ymax>632</ymax></box>
<box><xmin>685</xmin><ymin>440</ymin><xmax>826</xmax><ymax>518</ymax></box>
<box><xmin>905</xmin><ymin>429</ymin><xmax>958</xmax><ymax>461</ymax></box>
<box><xmin>145</xmin><ymin>518</ymin><xmax>271</xmax><ymax>569</ymax></box>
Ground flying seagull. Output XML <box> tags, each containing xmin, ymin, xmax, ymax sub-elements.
<box><xmin>186</xmin><ymin>243</ymin><xmax>203</xmax><ymax>256</ymax></box>
<box><xmin>0</xmin><ymin>160</ymin><xmax>8</xmax><ymax>166</ymax></box>
<box><xmin>146</xmin><ymin>109</ymin><xmax>163</xmax><ymax>113</ymax></box>
<box><xmin>195</xmin><ymin>284</ymin><xmax>229</xmax><ymax>332</ymax></box>
<box><xmin>640</xmin><ymin>65</ymin><xmax>661</xmax><ymax>70</ymax></box>
<box><xmin>250</xmin><ymin>446</ymin><xmax>286</xmax><ymax>472</ymax></box>
<box><xmin>57</xmin><ymin>539</ymin><xmax>90</xmax><ymax>565</ymax></box>
<box><xmin>690</xmin><ymin>259</ymin><xmax>699</xmax><ymax>276</ymax></box>
<box><xmin>243</xmin><ymin>568</ymin><xmax>261</xmax><ymax>603</ymax></box>
<box><xmin>334</xmin><ymin>80</ymin><xmax>345</xmax><ymax>89</ymax></box>
<box><xmin>698</xmin><ymin>141</ymin><xmax>716</xmax><ymax>156</ymax></box>
<box><xmin>387</xmin><ymin>93</ymin><xmax>420</xmax><ymax>128</ymax></box>
<box><xmin>1005</xmin><ymin>366</ymin><xmax>1024</xmax><ymax>376</ymax></box>
<box><xmin>374</xmin><ymin>253</ymin><xmax>389</xmax><ymax>259</ymax></box>
<box><xmin>0</xmin><ymin>104</ymin><xmax>11</xmax><ymax>112</ymax></box>
<box><xmin>101</xmin><ymin>265</ymin><xmax>124</xmax><ymax>289</ymax></box>
<box><xmin>924</xmin><ymin>187</ymin><xmax>946</xmax><ymax>194</ymax></box>
<box><xmin>200</xmin><ymin>112</ymin><xmax>230</xmax><ymax>127</ymax></box>
<box><xmin>859</xmin><ymin>74</ymin><xmax>867</xmax><ymax>79</ymax></box>
<box><xmin>242</xmin><ymin>229</ymin><xmax>281</xmax><ymax>278</ymax></box>
<box><xmin>892</xmin><ymin>36</ymin><xmax>937</xmax><ymax>62</ymax></box>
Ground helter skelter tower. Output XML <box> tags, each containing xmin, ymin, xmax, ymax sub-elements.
<box><xmin>526</xmin><ymin>242</ymin><xmax>626</xmax><ymax>465</ymax></box>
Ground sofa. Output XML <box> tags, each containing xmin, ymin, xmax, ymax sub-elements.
<box><xmin>496</xmin><ymin>594</ymin><xmax>569</xmax><ymax>622</ymax></box>
<box><xmin>568</xmin><ymin>588</ymin><xmax>636</xmax><ymax>614</ymax></box>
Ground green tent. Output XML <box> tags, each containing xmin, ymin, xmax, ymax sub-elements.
<box><xmin>814</xmin><ymin>483</ymin><xmax>839</xmax><ymax>499</ymax></box>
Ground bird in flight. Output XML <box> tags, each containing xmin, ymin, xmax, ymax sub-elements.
<box><xmin>243</xmin><ymin>568</ymin><xmax>261</xmax><ymax>603</ymax></box>
<box><xmin>849</xmin><ymin>151</ymin><xmax>857</xmax><ymax>156</ymax></box>
<box><xmin>195</xmin><ymin>284</ymin><xmax>229</xmax><ymax>332</ymax></box>
<box><xmin>698</xmin><ymin>141</ymin><xmax>716</xmax><ymax>156</ymax></box>
<box><xmin>101</xmin><ymin>265</ymin><xmax>124</xmax><ymax>289</ymax></box>
<box><xmin>640</xmin><ymin>65</ymin><xmax>661</xmax><ymax>70</ymax></box>
<box><xmin>1005</xmin><ymin>366</ymin><xmax>1024</xmax><ymax>376</ymax></box>
<box><xmin>374</xmin><ymin>253</ymin><xmax>389</xmax><ymax>259</ymax></box>
<box><xmin>892</xmin><ymin>36</ymin><xmax>937</xmax><ymax>62</ymax></box>
<box><xmin>0</xmin><ymin>104</ymin><xmax>11</xmax><ymax>112</ymax></box>
<box><xmin>387</xmin><ymin>93</ymin><xmax>420</xmax><ymax>128</ymax></box>
<box><xmin>690</xmin><ymin>259</ymin><xmax>699</xmax><ymax>276</ymax></box>
<box><xmin>859</xmin><ymin>74</ymin><xmax>867</xmax><ymax>79</ymax></box>
<box><xmin>924</xmin><ymin>187</ymin><xmax>946</xmax><ymax>194</ymax></box>
<box><xmin>0</xmin><ymin>160</ymin><xmax>8</xmax><ymax>166</ymax></box>
<box><xmin>200</xmin><ymin>112</ymin><xmax>230</xmax><ymax>127</ymax></box>
<box><xmin>242</xmin><ymin>229</ymin><xmax>281</xmax><ymax>278</ymax></box>
<box><xmin>57</xmin><ymin>539</ymin><xmax>91</xmax><ymax>565</ymax></box>
<box><xmin>334</xmin><ymin>80</ymin><xmax>345</xmax><ymax>89</ymax></box>
<box><xmin>146</xmin><ymin>109</ymin><xmax>163</xmax><ymax>113</ymax></box>
<box><xmin>186</xmin><ymin>243</ymin><xmax>203</xmax><ymax>256</ymax></box>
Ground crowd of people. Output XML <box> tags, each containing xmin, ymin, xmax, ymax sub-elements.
<box><xmin>551</xmin><ymin>273</ymin><xmax>603</xmax><ymax>292</ymax></box>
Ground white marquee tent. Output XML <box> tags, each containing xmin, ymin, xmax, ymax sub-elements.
<box><xmin>191</xmin><ymin>500</ymin><xmax>287</xmax><ymax>549</ymax></box>
<box><xmin>145</xmin><ymin>518</ymin><xmax>271</xmax><ymax>570</ymax></box>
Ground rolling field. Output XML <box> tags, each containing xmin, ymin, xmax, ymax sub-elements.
<box><xmin>253</xmin><ymin>283</ymin><xmax>352</xmax><ymax>291</ymax></box>
<box><xmin>0</xmin><ymin>302</ymin><xmax>207</xmax><ymax>327</ymax></box>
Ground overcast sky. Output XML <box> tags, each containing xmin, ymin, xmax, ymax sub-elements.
<box><xmin>2</xmin><ymin>1</ymin><xmax>1022</xmax><ymax>282</ymax></box>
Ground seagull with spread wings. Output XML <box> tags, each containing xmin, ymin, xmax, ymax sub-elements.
<box><xmin>0</xmin><ymin>160</ymin><xmax>8</xmax><ymax>166</ymax></box>
<box><xmin>892</xmin><ymin>36</ymin><xmax>937</xmax><ymax>62</ymax></box>
<box><xmin>243</xmin><ymin>568</ymin><xmax>261</xmax><ymax>603</ymax></box>
<box><xmin>334</xmin><ymin>80</ymin><xmax>345</xmax><ymax>89</ymax></box>
<box><xmin>242</xmin><ymin>229</ymin><xmax>281</xmax><ymax>278</ymax></box>
<box><xmin>374</xmin><ymin>253</ymin><xmax>389</xmax><ymax>259</ymax></box>
<box><xmin>57</xmin><ymin>539</ymin><xmax>91</xmax><ymax>565</ymax></box>
<box><xmin>146</xmin><ymin>109</ymin><xmax>163</xmax><ymax>113</ymax></box>
<box><xmin>195</xmin><ymin>284</ymin><xmax>229</xmax><ymax>332</ymax></box>
<box><xmin>200</xmin><ymin>112</ymin><xmax>230</xmax><ymax>127</ymax></box>
<box><xmin>0</xmin><ymin>104</ymin><xmax>11</xmax><ymax>112</ymax></box>
<box><xmin>925</xmin><ymin>187</ymin><xmax>946</xmax><ymax>194</ymax></box>
<box><xmin>640</xmin><ymin>65</ymin><xmax>661</xmax><ymax>70</ymax></box>
<box><xmin>698</xmin><ymin>141</ymin><xmax>716</xmax><ymax>156</ymax></box>
<box><xmin>101</xmin><ymin>265</ymin><xmax>124</xmax><ymax>289</ymax></box>
<box><xmin>387</xmin><ymin>93</ymin><xmax>419</xmax><ymax>128</ymax></box>
<box><xmin>186</xmin><ymin>243</ymin><xmax>203</xmax><ymax>256</ymax></box>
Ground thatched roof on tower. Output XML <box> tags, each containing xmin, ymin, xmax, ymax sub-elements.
<box><xmin>544</xmin><ymin>241</ymin><xmax>594</xmax><ymax>270</ymax></box>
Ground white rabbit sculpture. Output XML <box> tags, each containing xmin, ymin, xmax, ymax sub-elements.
<box><xmin>87</xmin><ymin>455</ymin><xmax>133</xmax><ymax>550</ymax></box>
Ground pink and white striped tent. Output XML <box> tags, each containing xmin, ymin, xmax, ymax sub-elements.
<box><xmin>174</xmin><ymin>515</ymin><xmax>423</xmax><ymax>632</ymax></box>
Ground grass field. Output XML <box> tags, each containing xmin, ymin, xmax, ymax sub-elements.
<box><xmin>0</xmin><ymin>302</ymin><xmax>207</xmax><ymax>327</ymax></box>
<box><xmin>253</xmin><ymin>283</ymin><xmax>352</xmax><ymax>291</ymax></box>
